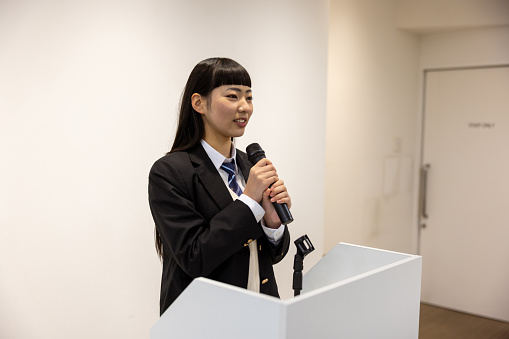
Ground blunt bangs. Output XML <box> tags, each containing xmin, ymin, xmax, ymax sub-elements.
<box><xmin>210</xmin><ymin>58</ymin><xmax>251</xmax><ymax>90</ymax></box>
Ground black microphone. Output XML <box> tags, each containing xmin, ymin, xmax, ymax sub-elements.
<box><xmin>246</xmin><ymin>143</ymin><xmax>294</xmax><ymax>225</ymax></box>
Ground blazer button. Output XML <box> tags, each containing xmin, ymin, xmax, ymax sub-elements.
<box><xmin>261</xmin><ymin>278</ymin><xmax>269</xmax><ymax>285</ymax></box>
<box><xmin>259</xmin><ymin>244</ymin><xmax>262</xmax><ymax>251</ymax></box>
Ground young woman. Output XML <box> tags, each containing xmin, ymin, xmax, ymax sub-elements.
<box><xmin>149</xmin><ymin>57</ymin><xmax>291</xmax><ymax>315</ymax></box>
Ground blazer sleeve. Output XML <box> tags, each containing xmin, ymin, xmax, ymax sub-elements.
<box><xmin>148</xmin><ymin>154</ymin><xmax>265</xmax><ymax>278</ymax></box>
<box><xmin>269</xmin><ymin>225</ymin><xmax>291</xmax><ymax>264</ymax></box>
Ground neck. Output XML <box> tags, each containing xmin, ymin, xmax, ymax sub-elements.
<box><xmin>203</xmin><ymin>135</ymin><xmax>232</xmax><ymax>158</ymax></box>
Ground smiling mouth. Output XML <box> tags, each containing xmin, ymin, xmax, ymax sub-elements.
<box><xmin>234</xmin><ymin>119</ymin><xmax>246</xmax><ymax>123</ymax></box>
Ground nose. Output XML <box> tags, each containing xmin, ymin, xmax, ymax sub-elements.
<box><xmin>238</xmin><ymin>97</ymin><xmax>251</xmax><ymax>112</ymax></box>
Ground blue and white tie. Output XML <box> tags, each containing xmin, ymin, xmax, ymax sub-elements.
<box><xmin>221</xmin><ymin>161</ymin><xmax>243</xmax><ymax>196</ymax></box>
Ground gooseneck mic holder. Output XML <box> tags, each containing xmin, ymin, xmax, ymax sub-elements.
<box><xmin>293</xmin><ymin>235</ymin><xmax>315</xmax><ymax>297</ymax></box>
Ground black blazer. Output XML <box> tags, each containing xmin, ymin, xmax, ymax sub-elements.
<box><xmin>148</xmin><ymin>144</ymin><xmax>291</xmax><ymax>315</ymax></box>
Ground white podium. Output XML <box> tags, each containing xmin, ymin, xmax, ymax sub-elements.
<box><xmin>151</xmin><ymin>243</ymin><xmax>422</xmax><ymax>339</ymax></box>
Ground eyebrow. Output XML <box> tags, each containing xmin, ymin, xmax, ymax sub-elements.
<box><xmin>225</xmin><ymin>87</ymin><xmax>252</xmax><ymax>93</ymax></box>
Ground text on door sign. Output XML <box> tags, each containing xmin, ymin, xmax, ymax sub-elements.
<box><xmin>468</xmin><ymin>122</ymin><xmax>496</xmax><ymax>129</ymax></box>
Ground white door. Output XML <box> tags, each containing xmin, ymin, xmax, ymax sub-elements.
<box><xmin>420</xmin><ymin>66</ymin><xmax>509</xmax><ymax>322</ymax></box>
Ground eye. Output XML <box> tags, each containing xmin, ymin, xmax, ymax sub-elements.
<box><xmin>226</xmin><ymin>94</ymin><xmax>238</xmax><ymax>99</ymax></box>
<box><xmin>247</xmin><ymin>96</ymin><xmax>253</xmax><ymax>101</ymax></box>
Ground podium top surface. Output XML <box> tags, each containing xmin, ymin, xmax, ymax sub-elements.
<box><xmin>298</xmin><ymin>242</ymin><xmax>420</xmax><ymax>298</ymax></box>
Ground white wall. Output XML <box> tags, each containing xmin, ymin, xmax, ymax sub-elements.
<box><xmin>420</xmin><ymin>26</ymin><xmax>509</xmax><ymax>69</ymax></box>
<box><xmin>0</xmin><ymin>1</ymin><xmax>328</xmax><ymax>338</ymax></box>
<box><xmin>325</xmin><ymin>0</ymin><xmax>420</xmax><ymax>254</ymax></box>
<box><xmin>395</xmin><ymin>0</ymin><xmax>509</xmax><ymax>33</ymax></box>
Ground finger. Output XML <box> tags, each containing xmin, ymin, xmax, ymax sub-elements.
<box><xmin>269</xmin><ymin>185</ymin><xmax>291</xmax><ymax>205</ymax></box>
<box><xmin>259</xmin><ymin>171</ymin><xmax>278</xmax><ymax>186</ymax></box>
<box><xmin>269</xmin><ymin>182</ymin><xmax>286</xmax><ymax>196</ymax></box>
<box><xmin>254</xmin><ymin>158</ymin><xmax>273</xmax><ymax>167</ymax></box>
<box><xmin>269</xmin><ymin>179</ymin><xmax>285</xmax><ymax>190</ymax></box>
<box><xmin>260</xmin><ymin>165</ymin><xmax>277</xmax><ymax>175</ymax></box>
<box><xmin>274</xmin><ymin>196</ymin><xmax>292</xmax><ymax>208</ymax></box>
<box><xmin>250</xmin><ymin>165</ymin><xmax>277</xmax><ymax>179</ymax></box>
<box><xmin>270</xmin><ymin>191</ymin><xmax>290</xmax><ymax>201</ymax></box>
<box><xmin>259</xmin><ymin>168</ymin><xmax>277</xmax><ymax>178</ymax></box>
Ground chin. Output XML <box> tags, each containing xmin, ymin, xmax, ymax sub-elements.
<box><xmin>233</xmin><ymin>130</ymin><xmax>246</xmax><ymax>138</ymax></box>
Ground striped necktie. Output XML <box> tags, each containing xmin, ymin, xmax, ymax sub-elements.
<box><xmin>221</xmin><ymin>160</ymin><xmax>243</xmax><ymax>196</ymax></box>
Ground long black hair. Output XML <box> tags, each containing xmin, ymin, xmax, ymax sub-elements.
<box><xmin>155</xmin><ymin>57</ymin><xmax>252</xmax><ymax>259</ymax></box>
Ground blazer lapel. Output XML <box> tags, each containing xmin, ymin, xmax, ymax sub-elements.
<box><xmin>189</xmin><ymin>145</ymin><xmax>234</xmax><ymax>211</ymax></box>
<box><xmin>236</xmin><ymin>150</ymin><xmax>252</xmax><ymax>183</ymax></box>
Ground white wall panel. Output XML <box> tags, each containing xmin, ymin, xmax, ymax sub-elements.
<box><xmin>326</xmin><ymin>0</ymin><xmax>420</xmax><ymax>254</ymax></box>
<box><xmin>0</xmin><ymin>1</ymin><xmax>328</xmax><ymax>338</ymax></box>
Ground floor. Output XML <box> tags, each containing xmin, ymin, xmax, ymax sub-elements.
<box><xmin>419</xmin><ymin>303</ymin><xmax>509</xmax><ymax>339</ymax></box>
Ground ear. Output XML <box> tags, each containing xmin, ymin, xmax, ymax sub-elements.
<box><xmin>191</xmin><ymin>93</ymin><xmax>206</xmax><ymax>114</ymax></box>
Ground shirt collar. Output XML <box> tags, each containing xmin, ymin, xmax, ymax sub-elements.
<box><xmin>200</xmin><ymin>139</ymin><xmax>238</xmax><ymax>171</ymax></box>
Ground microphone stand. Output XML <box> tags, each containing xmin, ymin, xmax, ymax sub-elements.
<box><xmin>292</xmin><ymin>235</ymin><xmax>315</xmax><ymax>297</ymax></box>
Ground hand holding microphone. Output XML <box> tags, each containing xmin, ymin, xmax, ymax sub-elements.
<box><xmin>245</xmin><ymin>143</ymin><xmax>294</xmax><ymax>226</ymax></box>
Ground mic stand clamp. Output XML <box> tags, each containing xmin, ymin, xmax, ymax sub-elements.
<box><xmin>292</xmin><ymin>235</ymin><xmax>315</xmax><ymax>297</ymax></box>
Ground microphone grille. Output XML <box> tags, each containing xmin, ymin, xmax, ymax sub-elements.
<box><xmin>246</xmin><ymin>143</ymin><xmax>265</xmax><ymax>165</ymax></box>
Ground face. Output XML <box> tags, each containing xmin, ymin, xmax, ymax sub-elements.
<box><xmin>195</xmin><ymin>84</ymin><xmax>253</xmax><ymax>144</ymax></box>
